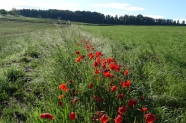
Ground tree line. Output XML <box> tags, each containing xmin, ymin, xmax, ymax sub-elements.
<box><xmin>0</xmin><ymin>9</ymin><xmax>185</xmax><ymax>25</ymax></box>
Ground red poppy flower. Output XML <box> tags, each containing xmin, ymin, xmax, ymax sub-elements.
<box><xmin>118</xmin><ymin>106</ymin><xmax>127</xmax><ymax>115</ymax></box>
<box><xmin>109</xmin><ymin>63</ymin><xmax>116</xmax><ymax>70</ymax></box>
<box><xmin>88</xmin><ymin>83</ymin><xmax>93</xmax><ymax>89</ymax></box>
<box><xmin>76</xmin><ymin>57</ymin><xmax>81</xmax><ymax>62</ymax></box>
<box><xmin>153</xmin><ymin>57</ymin><xmax>157</xmax><ymax>61</ymax></box>
<box><xmin>75</xmin><ymin>51</ymin><xmax>80</xmax><ymax>55</ymax></box>
<box><xmin>140</xmin><ymin>96</ymin><xmax>146</xmax><ymax>101</ymax></box>
<box><xmin>72</xmin><ymin>98</ymin><xmax>78</xmax><ymax>104</ymax></box>
<box><xmin>96</xmin><ymin>51</ymin><xmax>102</xmax><ymax>57</ymax></box>
<box><xmin>68</xmin><ymin>79</ymin><xmax>72</xmax><ymax>84</ymax></box>
<box><xmin>118</xmin><ymin>94</ymin><xmax>124</xmax><ymax>99</ymax></box>
<box><xmin>94</xmin><ymin>95</ymin><xmax>103</xmax><ymax>102</ymax></box>
<box><xmin>88</xmin><ymin>52</ymin><xmax>94</xmax><ymax>59</ymax></box>
<box><xmin>58</xmin><ymin>94</ymin><xmax>64</xmax><ymax>99</ymax></box>
<box><xmin>40</xmin><ymin>113</ymin><xmax>54</xmax><ymax>120</ymax></box>
<box><xmin>124</xmin><ymin>69</ymin><xmax>129</xmax><ymax>75</ymax></box>
<box><xmin>59</xmin><ymin>84</ymin><xmax>69</xmax><ymax>92</ymax></box>
<box><xmin>114</xmin><ymin>115</ymin><xmax>123</xmax><ymax>123</ymax></box>
<box><xmin>110</xmin><ymin>86</ymin><xmax>118</xmax><ymax>92</ymax></box>
<box><xmin>141</xmin><ymin>107</ymin><xmax>148</xmax><ymax>112</ymax></box>
<box><xmin>145</xmin><ymin>113</ymin><xmax>156</xmax><ymax>123</ymax></box>
<box><xmin>121</xmin><ymin>80</ymin><xmax>131</xmax><ymax>88</ymax></box>
<box><xmin>69</xmin><ymin>112</ymin><xmax>77</xmax><ymax>121</ymax></box>
<box><xmin>102</xmin><ymin>62</ymin><xmax>107</xmax><ymax>69</ymax></box>
<box><xmin>76</xmin><ymin>55</ymin><xmax>85</xmax><ymax>62</ymax></box>
<box><xmin>100</xmin><ymin>114</ymin><xmax>109</xmax><ymax>123</ymax></box>
<box><xmin>128</xmin><ymin>99</ymin><xmax>137</xmax><ymax>107</ymax></box>
<box><xmin>114</xmin><ymin>65</ymin><xmax>121</xmax><ymax>72</ymax></box>
<box><xmin>107</xmin><ymin>58</ymin><xmax>115</xmax><ymax>64</ymax></box>
<box><xmin>104</xmin><ymin>71</ymin><xmax>113</xmax><ymax>78</ymax></box>
<box><xmin>73</xmin><ymin>89</ymin><xmax>78</xmax><ymax>95</ymax></box>
<box><xmin>58</xmin><ymin>101</ymin><xmax>64</xmax><ymax>106</ymax></box>
<box><xmin>95</xmin><ymin>68</ymin><xmax>99</xmax><ymax>74</ymax></box>
<box><xmin>94</xmin><ymin>61</ymin><xmax>98</xmax><ymax>67</ymax></box>
<box><xmin>96</xmin><ymin>57</ymin><xmax>101</xmax><ymax>64</ymax></box>
<box><xmin>109</xmin><ymin>82</ymin><xmax>113</xmax><ymax>86</ymax></box>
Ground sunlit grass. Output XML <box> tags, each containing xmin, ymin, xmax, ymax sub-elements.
<box><xmin>0</xmin><ymin>17</ymin><xmax>186</xmax><ymax>122</ymax></box>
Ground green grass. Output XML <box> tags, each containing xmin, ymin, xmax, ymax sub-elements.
<box><xmin>0</xmin><ymin>16</ymin><xmax>186</xmax><ymax>122</ymax></box>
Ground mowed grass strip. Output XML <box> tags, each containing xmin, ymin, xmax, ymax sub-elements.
<box><xmin>0</xmin><ymin>18</ymin><xmax>69</xmax><ymax>122</ymax></box>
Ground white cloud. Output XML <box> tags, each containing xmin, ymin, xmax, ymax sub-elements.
<box><xmin>0</xmin><ymin>0</ymin><xmax>80</xmax><ymax>11</ymax></box>
<box><xmin>93</xmin><ymin>3</ymin><xmax>144</xmax><ymax>11</ymax></box>
<box><xmin>144</xmin><ymin>15</ymin><xmax>164</xmax><ymax>19</ymax></box>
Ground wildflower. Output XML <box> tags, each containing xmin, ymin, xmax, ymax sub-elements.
<box><xmin>141</xmin><ymin>107</ymin><xmax>148</xmax><ymax>113</ymax></box>
<box><xmin>110</xmin><ymin>86</ymin><xmax>118</xmax><ymax>92</ymax></box>
<box><xmin>145</xmin><ymin>113</ymin><xmax>156</xmax><ymax>123</ymax></box>
<box><xmin>107</xmin><ymin>58</ymin><xmax>115</xmax><ymax>64</ymax></box>
<box><xmin>114</xmin><ymin>65</ymin><xmax>121</xmax><ymax>72</ymax></box>
<box><xmin>124</xmin><ymin>68</ymin><xmax>129</xmax><ymax>75</ymax></box>
<box><xmin>109</xmin><ymin>82</ymin><xmax>113</xmax><ymax>86</ymax></box>
<box><xmin>69</xmin><ymin>112</ymin><xmax>77</xmax><ymax>121</ymax></box>
<box><xmin>118</xmin><ymin>106</ymin><xmax>127</xmax><ymax>115</ymax></box>
<box><xmin>128</xmin><ymin>99</ymin><xmax>137</xmax><ymax>107</ymax></box>
<box><xmin>59</xmin><ymin>84</ymin><xmax>69</xmax><ymax>92</ymax></box>
<box><xmin>95</xmin><ymin>68</ymin><xmax>99</xmax><ymax>74</ymax></box>
<box><xmin>153</xmin><ymin>57</ymin><xmax>157</xmax><ymax>61</ymax></box>
<box><xmin>58</xmin><ymin>94</ymin><xmax>64</xmax><ymax>99</ymax></box>
<box><xmin>88</xmin><ymin>83</ymin><xmax>93</xmax><ymax>89</ymax></box>
<box><xmin>76</xmin><ymin>55</ymin><xmax>85</xmax><ymax>62</ymax></box>
<box><xmin>76</xmin><ymin>57</ymin><xmax>81</xmax><ymax>62</ymax></box>
<box><xmin>100</xmin><ymin>114</ymin><xmax>109</xmax><ymax>123</ymax></box>
<box><xmin>58</xmin><ymin>101</ymin><xmax>64</xmax><ymax>106</ymax></box>
<box><xmin>68</xmin><ymin>79</ymin><xmax>72</xmax><ymax>84</ymax></box>
<box><xmin>94</xmin><ymin>61</ymin><xmax>98</xmax><ymax>67</ymax></box>
<box><xmin>104</xmin><ymin>71</ymin><xmax>113</xmax><ymax>78</ymax></box>
<box><xmin>88</xmin><ymin>52</ymin><xmax>94</xmax><ymax>59</ymax></box>
<box><xmin>140</xmin><ymin>96</ymin><xmax>146</xmax><ymax>101</ymax></box>
<box><xmin>72</xmin><ymin>97</ymin><xmax>78</xmax><ymax>104</ymax></box>
<box><xmin>92</xmin><ymin>111</ymin><xmax>104</xmax><ymax>122</ymax></box>
<box><xmin>114</xmin><ymin>115</ymin><xmax>123</xmax><ymax>123</ymax></box>
<box><xmin>102</xmin><ymin>62</ymin><xmax>106</xmax><ymax>69</ymax></box>
<box><xmin>118</xmin><ymin>94</ymin><xmax>124</xmax><ymax>99</ymax></box>
<box><xmin>73</xmin><ymin>89</ymin><xmax>78</xmax><ymax>95</ymax></box>
<box><xmin>40</xmin><ymin>113</ymin><xmax>54</xmax><ymax>120</ymax></box>
<box><xmin>109</xmin><ymin>63</ymin><xmax>116</xmax><ymax>70</ymax></box>
<box><xmin>94</xmin><ymin>95</ymin><xmax>103</xmax><ymax>102</ymax></box>
<box><xmin>75</xmin><ymin>51</ymin><xmax>80</xmax><ymax>55</ymax></box>
<box><xmin>96</xmin><ymin>51</ymin><xmax>102</xmax><ymax>57</ymax></box>
<box><xmin>121</xmin><ymin>80</ymin><xmax>131</xmax><ymax>88</ymax></box>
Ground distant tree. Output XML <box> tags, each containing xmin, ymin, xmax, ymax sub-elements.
<box><xmin>9</xmin><ymin>8</ymin><xmax>20</xmax><ymax>16</ymax></box>
<box><xmin>177</xmin><ymin>20</ymin><xmax>180</xmax><ymax>25</ymax></box>
<box><xmin>0</xmin><ymin>9</ymin><xmax>8</xmax><ymax>16</ymax></box>
<box><xmin>182</xmin><ymin>20</ymin><xmax>185</xmax><ymax>25</ymax></box>
<box><xmin>16</xmin><ymin>9</ymin><xmax>186</xmax><ymax>26</ymax></box>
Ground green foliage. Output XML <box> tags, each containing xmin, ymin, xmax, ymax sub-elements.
<box><xmin>5</xmin><ymin>66</ymin><xmax>25</xmax><ymax>82</ymax></box>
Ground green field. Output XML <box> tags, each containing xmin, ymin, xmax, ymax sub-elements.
<box><xmin>0</xmin><ymin>16</ymin><xmax>186</xmax><ymax>122</ymax></box>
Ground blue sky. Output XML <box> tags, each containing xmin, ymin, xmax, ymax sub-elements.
<box><xmin>1</xmin><ymin>0</ymin><xmax>186</xmax><ymax>21</ymax></box>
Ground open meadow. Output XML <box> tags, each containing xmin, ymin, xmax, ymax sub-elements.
<box><xmin>0</xmin><ymin>16</ymin><xmax>186</xmax><ymax>122</ymax></box>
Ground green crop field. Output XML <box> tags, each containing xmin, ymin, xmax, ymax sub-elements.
<box><xmin>0</xmin><ymin>16</ymin><xmax>186</xmax><ymax>123</ymax></box>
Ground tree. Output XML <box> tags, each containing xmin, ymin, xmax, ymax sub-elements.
<box><xmin>182</xmin><ymin>20</ymin><xmax>185</xmax><ymax>25</ymax></box>
<box><xmin>0</xmin><ymin>9</ymin><xmax>8</xmax><ymax>16</ymax></box>
<box><xmin>9</xmin><ymin>8</ymin><xmax>20</xmax><ymax>16</ymax></box>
